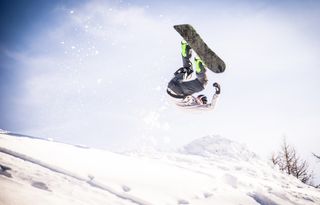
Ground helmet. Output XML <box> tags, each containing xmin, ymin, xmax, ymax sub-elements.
<box><xmin>197</xmin><ymin>94</ymin><xmax>207</xmax><ymax>104</ymax></box>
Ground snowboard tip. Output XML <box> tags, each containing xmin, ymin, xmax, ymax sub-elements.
<box><xmin>173</xmin><ymin>24</ymin><xmax>193</xmax><ymax>29</ymax></box>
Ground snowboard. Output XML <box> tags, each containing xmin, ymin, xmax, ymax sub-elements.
<box><xmin>174</xmin><ymin>24</ymin><xmax>226</xmax><ymax>73</ymax></box>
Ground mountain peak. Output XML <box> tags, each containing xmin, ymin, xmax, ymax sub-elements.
<box><xmin>181</xmin><ymin>135</ymin><xmax>257</xmax><ymax>160</ymax></box>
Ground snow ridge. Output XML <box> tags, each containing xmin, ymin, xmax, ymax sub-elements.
<box><xmin>0</xmin><ymin>129</ymin><xmax>9</xmax><ymax>134</ymax></box>
<box><xmin>181</xmin><ymin>135</ymin><xmax>257</xmax><ymax>160</ymax></box>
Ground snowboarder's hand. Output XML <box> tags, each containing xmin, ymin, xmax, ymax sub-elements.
<box><xmin>174</xmin><ymin>67</ymin><xmax>187</xmax><ymax>76</ymax></box>
<box><xmin>213</xmin><ymin>82</ymin><xmax>221</xmax><ymax>94</ymax></box>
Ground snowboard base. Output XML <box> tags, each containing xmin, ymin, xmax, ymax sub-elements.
<box><xmin>174</xmin><ymin>24</ymin><xmax>226</xmax><ymax>73</ymax></box>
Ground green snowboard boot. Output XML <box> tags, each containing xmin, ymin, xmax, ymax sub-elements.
<box><xmin>181</xmin><ymin>40</ymin><xmax>192</xmax><ymax>58</ymax></box>
<box><xmin>194</xmin><ymin>56</ymin><xmax>206</xmax><ymax>74</ymax></box>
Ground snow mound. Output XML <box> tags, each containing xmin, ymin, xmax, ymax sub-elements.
<box><xmin>181</xmin><ymin>135</ymin><xmax>257</xmax><ymax>160</ymax></box>
<box><xmin>0</xmin><ymin>129</ymin><xmax>9</xmax><ymax>134</ymax></box>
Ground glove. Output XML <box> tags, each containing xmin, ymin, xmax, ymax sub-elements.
<box><xmin>174</xmin><ymin>67</ymin><xmax>193</xmax><ymax>79</ymax></box>
<box><xmin>174</xmin><ymin>67</ymin><xmax>187</xmax><ymax>76</ymax></box>
<box><xmin>213</xmin><ymin>82</ymin><xmax>221</xmax><ymax>94</ymax></box>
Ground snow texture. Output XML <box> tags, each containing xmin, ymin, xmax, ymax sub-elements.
<box><xmin>0</xmin><ymin>133</ymin><xmax>319</xmax><ymax>205</ymax></box>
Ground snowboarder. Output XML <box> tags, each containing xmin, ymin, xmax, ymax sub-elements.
<box><xmin>167</xmin><ymin>40</ymin><xmax>221</xmax><ymax>110</ymax></box>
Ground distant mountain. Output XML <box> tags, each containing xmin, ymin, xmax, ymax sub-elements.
<box><xmin>181</xmin><ymin>135</ymin><xmax>257</xmax><ymax>160</ymax></box>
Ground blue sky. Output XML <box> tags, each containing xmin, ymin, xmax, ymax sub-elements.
<box><xmin>1</xmin><ymin>0</ymin><xmax>320</xmax><ymax>181</ymax></box>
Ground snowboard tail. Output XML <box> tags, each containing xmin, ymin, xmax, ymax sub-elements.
<box><xmin>174</xmin><ymin>24</ymin><xmax>226</xmax><ymax>73</ymax></box>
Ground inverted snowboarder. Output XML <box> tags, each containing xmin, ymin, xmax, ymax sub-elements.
<box><xmin>167</xmin><ymin>40</ymin><xmax>221</xmax><ymax>110</ymax></box>
<box><xmin>167</xmin><ymin>24</ymin><xmax>225</xmax><ymax>110</ymax></box>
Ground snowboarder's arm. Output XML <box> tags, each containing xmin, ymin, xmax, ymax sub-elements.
<box><xmin>202</xmin><ymin>82</ymin><xmax>220</xmax><ymax>110</ymax></box>
<box><xmin>206</xmin><ymin>93</ymin><xmax>219</xmax><ymax>110</ymax></box>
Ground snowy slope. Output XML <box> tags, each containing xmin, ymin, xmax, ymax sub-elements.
<box><xmin>0</xmin><ymin>133</ymin><xmax>319</xmax><ymax>205</ymax></box>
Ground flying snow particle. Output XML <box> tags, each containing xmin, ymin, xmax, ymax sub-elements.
<box><xmin>164</xmin><ymin>136</ymin><xmax>171</xmax><ymax>143</ymax></box>
<box><xmin>143</xmin><ymin>112</ymin><xmax>161</xmax><ymax>129</ymax></box>
<box><xmin>155</xmin><ymin>86</ymin><xmax>161</xmax><ymax>91</ymax></box>
<box><xmin>162</xmin><ymin>122</ymin><xmax>170</xmax><ymax>131</ymax></box>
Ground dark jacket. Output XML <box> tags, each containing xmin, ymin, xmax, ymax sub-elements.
<box><xmin>167</xmin><ymin>72</ymin><xmax>206</xmax><ymax>98</ymax></box>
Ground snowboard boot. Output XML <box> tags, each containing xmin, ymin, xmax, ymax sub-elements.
<box><xmin>194</xmin><ymin>56</ymin><xmax>206</xmax><ymax>74</ymax></box>
<box><xmin>181</xmin><ymin>40</ymin><xmax>192</xmax><ymax>59</ymax></box>
<box><xmin>194</xmin><ymin>56</ymin><xmax>208</xmax><ymax>85</ymax></box>
<box><xmin>181</xmin><ymin>40</ymin><xmax>193</xmax><ymax>69</ymax></box>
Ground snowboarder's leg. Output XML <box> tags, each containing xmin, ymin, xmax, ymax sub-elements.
<box><xmin>181</xmin><ymin>40</ymin><xmax>192</xmax><ymax>68</ymax></box>
<box><xmin>194</xmin><ymin>56</ymin><xmax>208</xmax><ymax>86</ymax></box>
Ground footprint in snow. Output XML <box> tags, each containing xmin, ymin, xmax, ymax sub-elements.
<box><xmin>31</xmin><ymin>181</ymin><xmax>51</xmax><ymax>192</ymax></box>
<box><xmin>122</xmin><ymin>185</ymin><xmax>131</xmax><ymax>192</ymax></box>
<box><xmin>223</xmin><ymin>173</ymin><xmax>238</xmax><ymax>189</ymax></box>
<box><xmin>234</xmin><ymin>166</ymin><xmax>243</xmax><ymax>171</ymax></box>
<box><xmin>178</xmin><ymin>199</ymin><xmax>189</xmax><ymax>204</ymax></box>
<box><xmin>0</xmin><ymin>164</ymin><xmax>12</xmax><ymax>178</ymax></box>
<box><xmin>203</xmin><ymin>192</ymin><xmax>213</xmax><ymax>198</ymax></box>
<box><xmin>88</xmin><ymin>174</ymin><xmax>95</xmax><ymax>181</ymax></box>
<box><xmin>218</xmin><ymin>166</ymin><xmax>229</xmax><ymax>171</ymax></box>
<box><xmin>248</xmin><ymin>192</ymin><xmax>278</xmax><ymax>205</ymax></box>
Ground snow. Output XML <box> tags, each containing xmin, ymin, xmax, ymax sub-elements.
<box><xmin>0</xmin><ymin>133</ymin><xmax>319</xmax><ymax>205</ymax></box>
<box><xmin>0</xmin><ymin>129</ymin><xmax>9</xmax><ymax>134</ymax></box>
<box><xmin>180</xmin><ymin>135</ymin><xmax>257</xmax><ymax>160</ymax></box>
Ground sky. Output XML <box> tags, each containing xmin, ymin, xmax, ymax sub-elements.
<box><xmin>1</xmin><ymin>0</ymin><xmax>320</xmax><ymax>181</ymax></box>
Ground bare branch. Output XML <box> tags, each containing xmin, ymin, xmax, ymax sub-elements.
<box><xmin>271</xmin><ymin>138</ymin><xmax>313</xmax><ymax>185</ymax></box>
<box><xmin>313</xmin><ymin>153</ymin><xmax>320</xmax><ymax>160</ymax></box>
